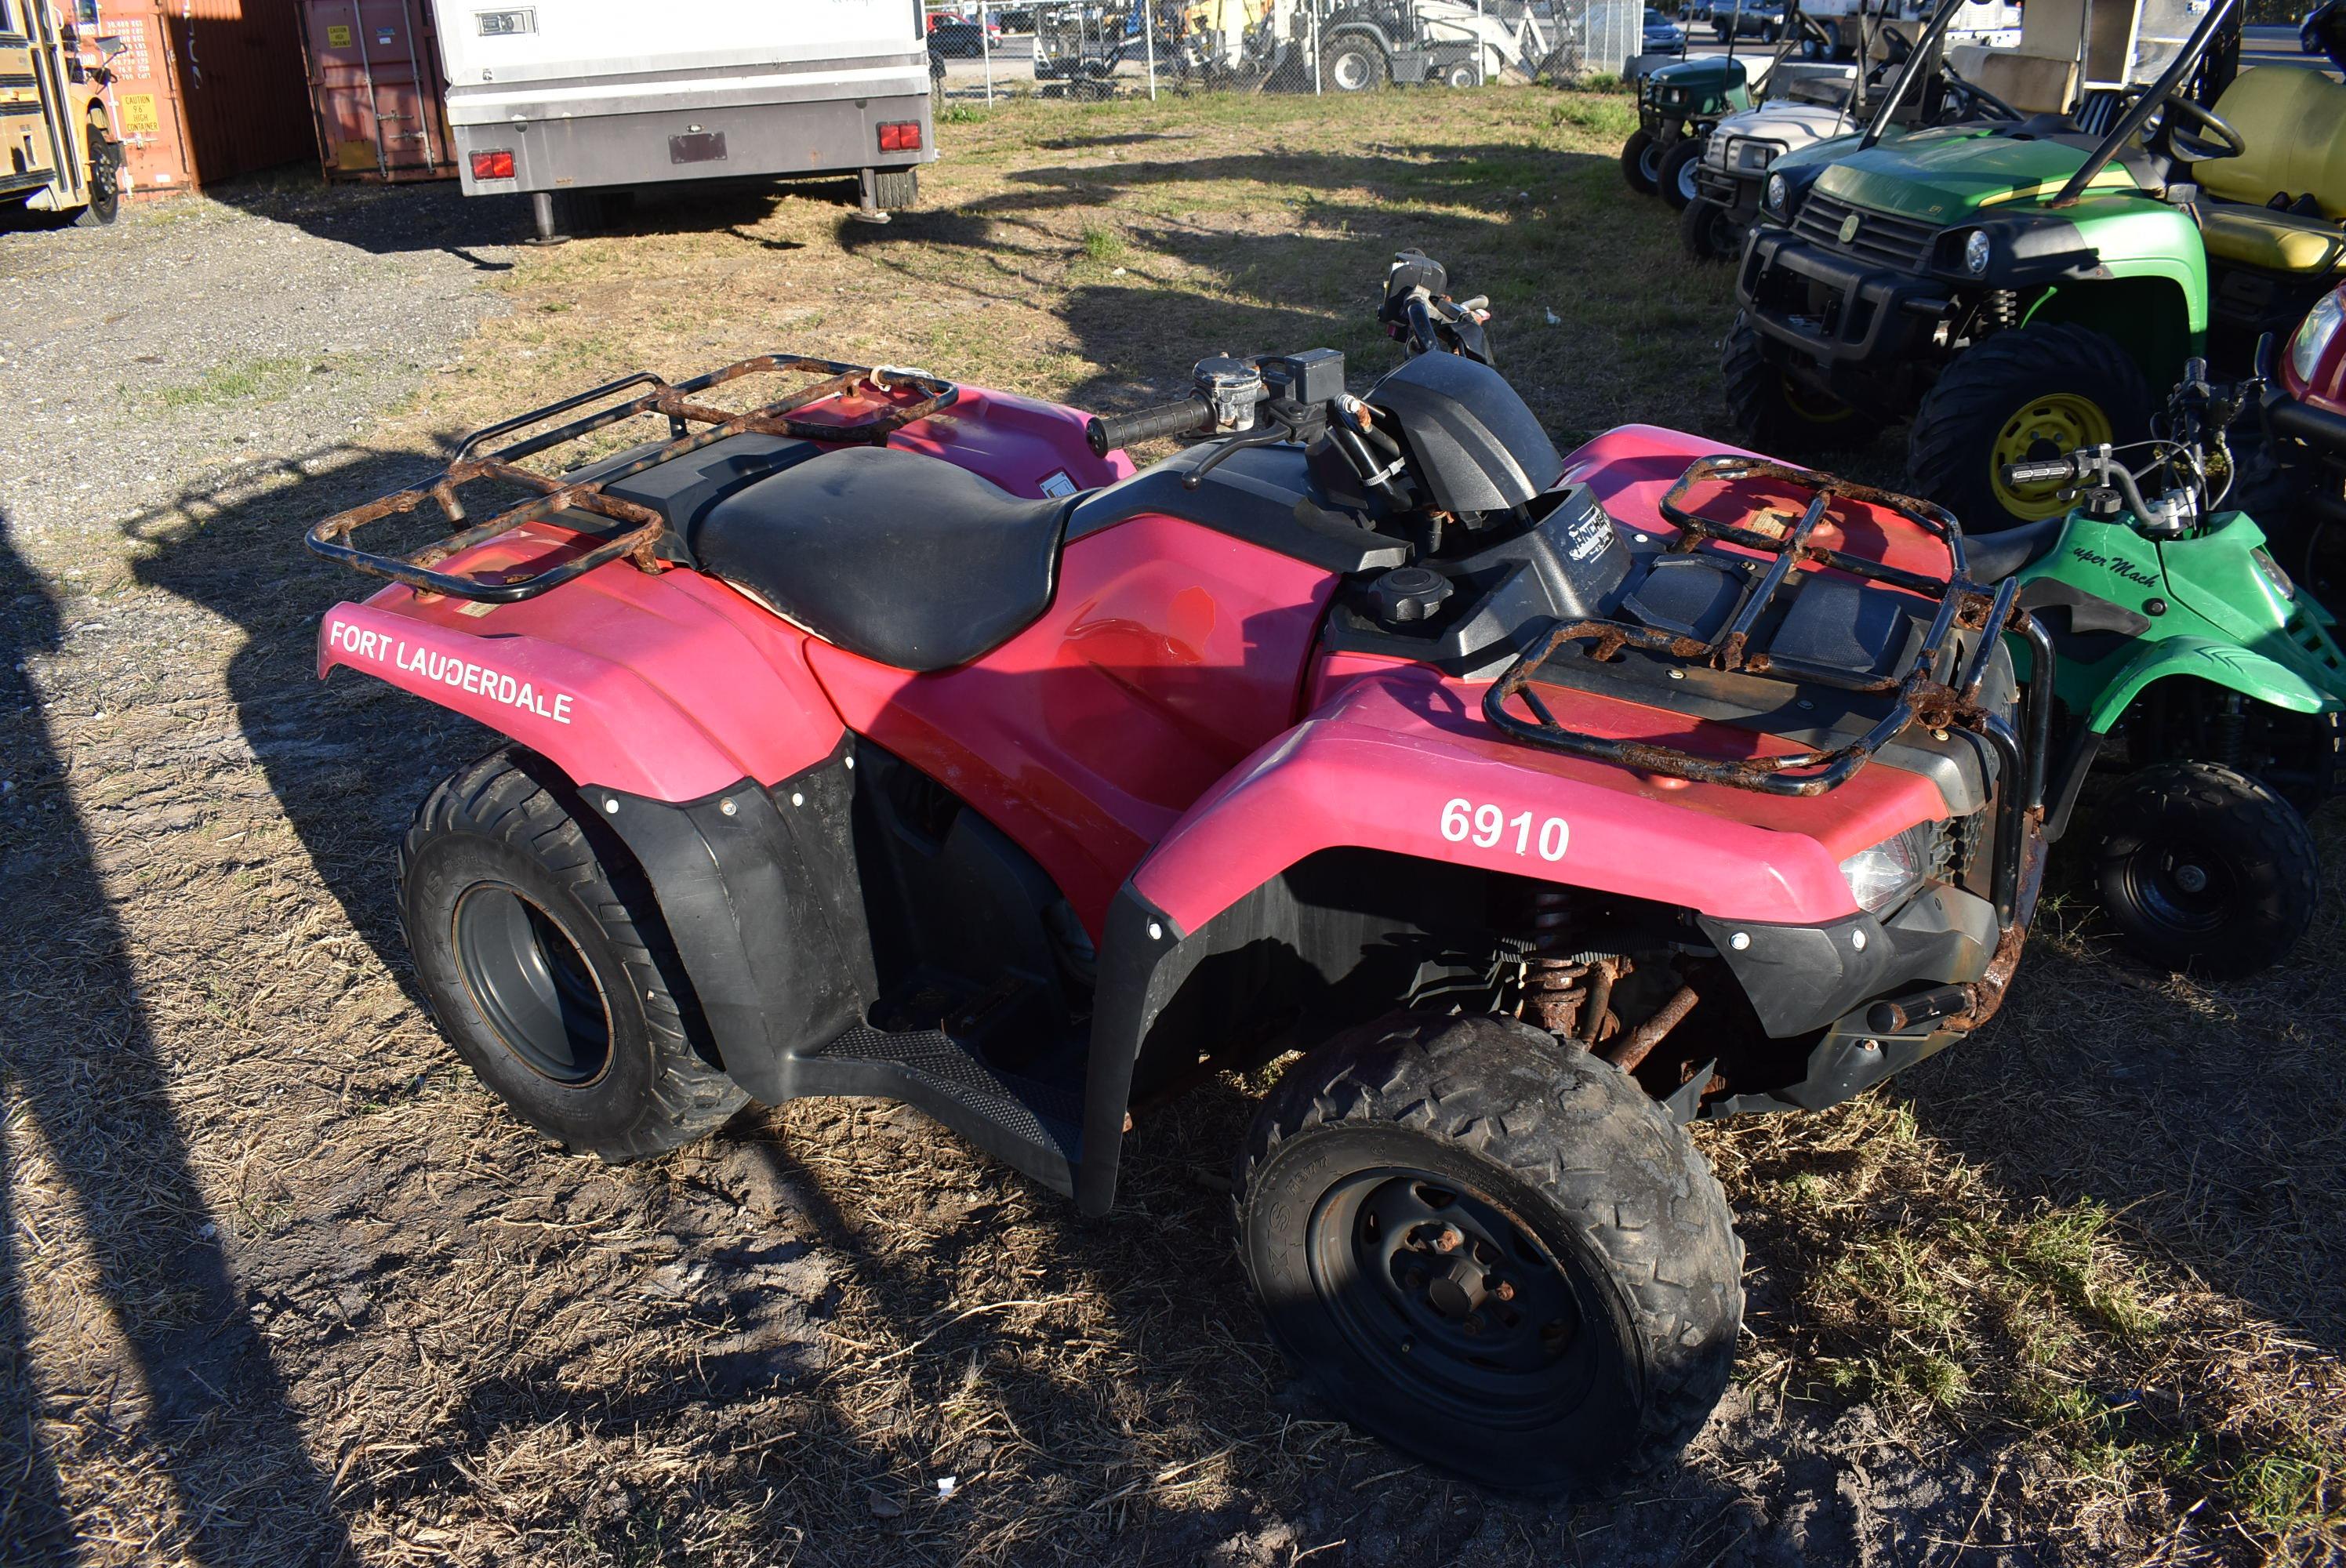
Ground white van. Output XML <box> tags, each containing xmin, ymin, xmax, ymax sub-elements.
<box><xmin>434</xmin><ymin>0</ymin><xmax>934</xmax><ymax>236</ymax></box>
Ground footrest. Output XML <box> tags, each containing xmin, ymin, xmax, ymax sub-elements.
<box><xmin>808</xmin><ymin>1023</ymin><xmax>1085</xmax><ymax>1181</ymax></box>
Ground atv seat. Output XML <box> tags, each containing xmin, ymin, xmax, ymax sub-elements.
<box><xmin>694</xmin><ymin>445</ymin><xmax>1073</xmax><ymax>672</ymax></box>
<box><xmin>2195</xmin><ymin>67</ymin><xmax>2346</xmax><ymax>278</ymax></box>
<box><xmin>1963</xmin><ymin>513</ymin><xmax>2065</xmax><ymax>584</ymax></box>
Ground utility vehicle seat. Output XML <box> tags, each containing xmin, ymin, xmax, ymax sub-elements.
<box><xmin>1945</xmin><ymin>42</ymin><xmax>2077</xmax><ymax>118</ymax></box>
<box><xmin>2195</xmin><ymin>67</ymin><xmax>2346</xmax><ymax>277</ymax></box>
<box><xmin>694</xmin><ymin>445</ymin><xmax>1073</xmax><ymax>672</ymax></box>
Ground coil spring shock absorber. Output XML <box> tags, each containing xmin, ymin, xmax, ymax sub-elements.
<box><xmin>1523</xmin><ymin>887</ymin><xmax>1588</xmax><ymax>1037</ymax></box>
<box><xmin>1979</xmin><ymin>289</ymin><xmax>2020</xmax><ymax>336</ymax></box>
<box><xmin>2212</xmin><ymin>690</ymin><xmax>2246</xmax><ymax>768</ymax></box>
<box><xmin>1523</xmin><ymin>888</ymin><xmax>1626</xmax><ymax>1044</ymax></box>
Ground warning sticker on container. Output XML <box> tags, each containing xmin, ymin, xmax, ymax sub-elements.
<box><xmin>118</xmin><ymin>93</ymin><xmax>158</xmax><ymax>134</ymax></box>
<box><xmin>325</xmin><ymin>22</ymin><xmax>350</xmax><ymax>45</ymax></box>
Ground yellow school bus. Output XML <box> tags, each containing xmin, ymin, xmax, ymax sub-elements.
<box><xmin>2</xmin><ymin>0</ymin><xmax>122</xmax><ymax>225</ymax></box>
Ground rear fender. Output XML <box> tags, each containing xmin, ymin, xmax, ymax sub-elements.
<box><xmin>318</xmin><ymin>557</ymin><xmax>844</xmax><ymax>800</ymax></box>
<box><xmin>321</xmin><ymin>558</ymin><xmax>869</xmax><ymax>1088</ymax></box>
<box><xmin>2086</xmin><ymin>635</ymin><xmax>2340</xmax><ymax>731</ymax></box>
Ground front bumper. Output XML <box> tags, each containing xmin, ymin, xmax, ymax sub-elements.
<box><xmin>1693</xmin><ymin>162</ymin><xmax>1760</xmax><ymax>219</ymax></box>
<box><xmin>1702</xmin><ymin>833</ymin><xmax>2043</xmax><ymax>1118</ymax></box>
<box><xmin>1737</xmin><ymin>227</ymin><xmax>1955</xmax><ymax>397</ymax></box>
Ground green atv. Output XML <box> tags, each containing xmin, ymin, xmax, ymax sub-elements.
<box><xmin>1726</xmin><ymin>0</ymin><xmax>2346</xmax><ymax>532</ymax></box>
<box><xmin>1977</xmin><ymin>360</ymin><xmax>2343</xmax><ymax>973</ymax></box>
<box><xmin>1622</xmin><ymin>51</ymin><xmax>1753</xmax><ymax>209</ymax></box>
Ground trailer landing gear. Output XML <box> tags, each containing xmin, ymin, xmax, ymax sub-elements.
<box><xmin>528</xmin><ymin>191</ymin><xmax>572</xmax><ymax>247</ymax></box>
<box><xmin>852</xmin><ymin>166</ymin><xmax>920</xmax><ymax>224</ymax></box>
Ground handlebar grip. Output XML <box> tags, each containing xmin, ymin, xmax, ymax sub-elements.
<box><xmin>1999</xmin><ymin>455</ymin><xmax>2083</xmax><ymax>488</ymax></box>
<box><xmin>1084</xmin><ymin>397</ymin><xmax>1210</xmax><ymax>457</ymax></box>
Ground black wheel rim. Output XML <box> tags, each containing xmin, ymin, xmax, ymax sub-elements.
<box><xmin>1306</xmin><ymin>1167</ymin><xmax>1600</xmax><ymax>1428</ymax></box>
<box><xmin>453</xmin><ymin>884</ymin><xmax>612</xmax><ymax>1083</ymax></box>
<box><xmin>87</xmin><ymin>129</ymin><xmax>118</xmax><ymax>214</ymax></box>
<box><xmin>2122</xmin><ymin>842</ymin><xmax>2236</xmax><ymax>937</ymax></box>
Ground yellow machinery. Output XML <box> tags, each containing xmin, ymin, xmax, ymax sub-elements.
<box><xmin>2</xmin><ymin>0</ymin><xmax>123</xmax><ymax>226</ymax></box>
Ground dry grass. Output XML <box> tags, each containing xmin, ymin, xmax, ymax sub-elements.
<box><xmin>2</xmin><ymin>84</ymin><xmax>2342</xmax><ymax>1566</ymax></box>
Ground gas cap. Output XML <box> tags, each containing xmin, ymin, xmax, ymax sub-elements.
<box><xmin>1367</xmin><ymin>566</ymin><xmax>1454</xmax><ymax>625</ymax></box>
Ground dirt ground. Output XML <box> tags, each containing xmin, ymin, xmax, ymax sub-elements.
<box><xmin>2</xmin><ymin>87</ymin><xmax>2342</xmax><ymax>1567</ymax></box>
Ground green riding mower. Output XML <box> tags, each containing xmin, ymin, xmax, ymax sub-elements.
<box><xmin>1725</xmin><ymin>0</ymin><xmax>2346</xmax><ymax>532</ymax></box>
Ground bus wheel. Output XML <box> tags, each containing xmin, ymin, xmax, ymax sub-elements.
<box><xmin>76</xmin><ymin>122</ymin><xmax>122</xmax><ymax>227</ymax></box>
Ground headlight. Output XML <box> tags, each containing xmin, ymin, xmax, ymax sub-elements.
<box><xmin>1839</xmin><ymin>822</ymin><xmax>1939</xmax><ymax>914</ymax></box>
<box><xmin>1963</xmin><ymin>230</ymin><xmax>1992</xmax><ymax>276</ymax></box>
<box><xmin>2253</xmin><ymin>546</ymin><xmax>2297</xmax><ymax>602</ymax></box>
<box><xmin>2290</xmin><ymin>289</ymin><xmax>2345</xmax><ymax>385</ymax></box>
<box><xmin>1735</xmin><ymin>140</ymin><xmax>1777</xmax><ymax>172</ymax></box>
<box><xmin>1764</xmin><ymin>171</ymin><xmax>1790</xmax><ymax>214</ymax></box>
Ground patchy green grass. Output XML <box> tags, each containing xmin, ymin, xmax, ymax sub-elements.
<box><xmin>141</xmin><ymin>354</ymin><xmax>337</xmax><ymax>411</ymax></box>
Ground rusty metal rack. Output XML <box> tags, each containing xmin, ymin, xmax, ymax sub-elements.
<box><xmin>304</xmin><ymin>355</ymin><xmax>958</xmax><ymax>603</ymax></box>
<box><xmin>1483</xmin><ymin>456</ymin><xmax>2055</xmax><ymax>924</ymax></box>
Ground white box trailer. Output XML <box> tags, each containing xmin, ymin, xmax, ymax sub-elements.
<box><xmin>434</xmin><ymin>0</ymin><xmax>935</xmax><ymax>238</ymax></box>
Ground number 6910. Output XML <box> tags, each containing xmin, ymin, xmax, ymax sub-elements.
<box><xmin>1440</xmin><ymin>798</ymin><xmax>1569</xmax><ymax>861</ymax></box>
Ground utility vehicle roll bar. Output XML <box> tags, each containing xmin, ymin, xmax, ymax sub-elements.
<box><xmin>1483</xmin><ymin>456</ymin><xmax>2053</xmax><ymax>924</ymax></box>
<box><xmin>305</xmin><ymin>356</ymin><xmax>957</xmax><ymax>603</ymax></box>
<box><xmin>2047</xmin><ymin>0</ymin><xmax>2239</xmax><ymax>209</ymax></box>
<box><xmin>1857</xmin><ymin>0</ymin><xmax>1971</xmax><ymax>149</ymax></box>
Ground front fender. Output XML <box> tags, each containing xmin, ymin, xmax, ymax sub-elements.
<box><xmin>1078</xmin><ymin>655</ymin><xmax>1905</xmax><ymax>1215</ymax></box>
<box><xmin>2086</xmin><ymin>635</ymin><xmax>2340</xmax><ymax>731</ymax></box>
<box><xmin>1130</xmin><ymin>667</ymin><xmax>1862</xmax><ymax>935</ymax></box>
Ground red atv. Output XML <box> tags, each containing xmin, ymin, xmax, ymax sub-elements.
<box><xmin>307</xmin><ymin>254</ymin><xmax>2052</xmax><ymax>1491</ymax></box>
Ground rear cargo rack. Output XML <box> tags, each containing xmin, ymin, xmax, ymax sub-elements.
<box><xmin>1484</xmin><ymin>456</ymin><xmax>2054</xmax><ymax>921</ymax></box>
<box><xmin>304</xmin><ymin>355</ymin><xmax>957</xmax><ymax>603</ymax></box>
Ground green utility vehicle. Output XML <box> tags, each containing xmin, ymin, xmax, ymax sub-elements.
<box><xmin>1980</xmin><ymin>361</ymin><xmax>2342</xmax><ymax>972</ymax></box>
<box><xmin>1622</xmin><ymin>49</ymin><xmax>1753</xmax><ymax>207</ymax></box>
<box><xmin>1724</xmin><ymin>0</ymin><xmax>2346</xmax><ymax>532</ymax></box>
<box><xmin>1682</xmin><ymin>0</ymin><xmax>2024</xmax><ymax>263</ymax></box>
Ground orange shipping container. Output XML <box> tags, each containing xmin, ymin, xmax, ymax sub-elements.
<box><xmin>297</xmin><ymin>0</ymin><xmax>452</xmax><ymax>181</ymax></box>
<box><xmin>83</xmin><ymin>0</ymin><xmax>313</xmax><ymax>198</ymax></box>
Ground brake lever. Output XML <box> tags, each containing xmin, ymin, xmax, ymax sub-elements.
<box><xmin>1178</xmin><ymin>398</ymin><xmax>1328</xmax><ymax>491</ymax></box>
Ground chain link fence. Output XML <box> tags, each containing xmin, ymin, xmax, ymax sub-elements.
<box><xmin>922</xmin><ymin>1</ymin><xmax>1643</xmax><ymax>106</ymax></box>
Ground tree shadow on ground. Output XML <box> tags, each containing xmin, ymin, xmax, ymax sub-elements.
<box><xmin>0</xmin><ymin>509</ymin><xmax>352</xmax><ymax>1565</ymax></box>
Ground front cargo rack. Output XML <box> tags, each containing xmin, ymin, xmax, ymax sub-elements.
<box><xmin>1482</xmin><ymin>456</ymin><xmax>2054</xmax><ymax>921</ymax></box>
<box><xmin>304</xmin><ymin>355</ymin><xmax>957</xmax><ymax>603</ymax></box>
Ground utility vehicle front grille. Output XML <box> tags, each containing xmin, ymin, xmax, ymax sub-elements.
<box><xmin>1791</xmin><ymin>191</ymin><xmax>1938</xmax><ymax>273</ymax></box>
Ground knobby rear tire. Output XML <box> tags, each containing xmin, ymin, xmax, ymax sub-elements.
<box><xmin>398</xmin><ymin>749</ymin><xmax>746</xmax><ymax>1161</ymax></box>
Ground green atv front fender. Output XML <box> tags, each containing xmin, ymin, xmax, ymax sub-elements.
<box><xmin>2085</xmin><ymin>635</ymin><xmax>2342</xmax><ymax>733</ymax></box>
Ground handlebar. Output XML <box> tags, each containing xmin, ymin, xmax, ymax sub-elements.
<box><xmin>1084</xmin><ymin>397</ymin><xmax>1211</xmax><ymax>457</ymax></box>
<box><xmin>1999</xmin><ymin>455</ymin><xmax>2083</xmax><ymax>489</ymax></box>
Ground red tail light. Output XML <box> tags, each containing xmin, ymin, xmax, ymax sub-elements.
<box><xmin>877</xmin><ymin>121</ymin><xmax>921</xmax><ymax>152</ymax></box>
<box><xmin>470</xmin><ymin>149</ymin><xmax>516</xmax><ymax>180</ymax></box>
